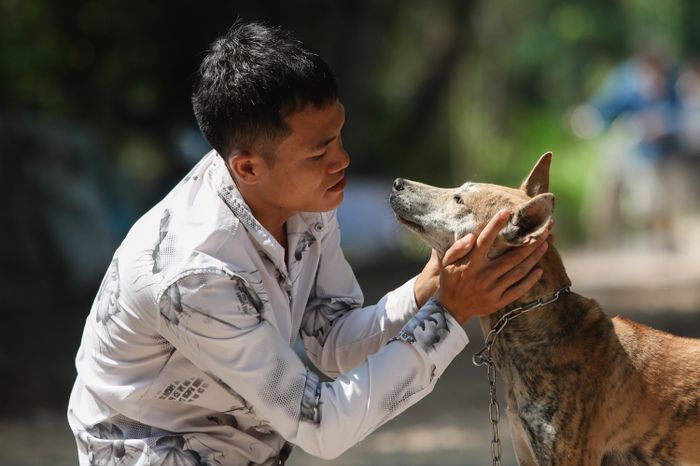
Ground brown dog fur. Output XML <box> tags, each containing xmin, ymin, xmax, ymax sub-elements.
<box><xmin>390</xmin><ymin>153</ymin><xmax>700</xmax><ymax>465</ymax></box>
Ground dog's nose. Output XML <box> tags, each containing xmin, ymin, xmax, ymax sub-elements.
<box><xmin>393</xmin><ymin>178</ymin><xmax>405</xmax><ymax>191</ymax></box>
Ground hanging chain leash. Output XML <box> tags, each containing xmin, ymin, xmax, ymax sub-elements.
<box><xmin>472</xmin><ymin>286</ymin><xmax>570</xmax><ymax>466</ymax></box>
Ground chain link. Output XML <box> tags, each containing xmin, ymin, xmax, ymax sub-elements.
<box><xmin>487</xmin><ymin>362</ymin><xmax>502</xmax><ymax>465</ymax></box>
<box><xmin>472</xmin><ymin>286</ymin><xmax>570</xmax><ymax>466</ymax></box>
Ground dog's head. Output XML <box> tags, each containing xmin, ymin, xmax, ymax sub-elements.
<box><xmin>389</xmin><ymin>152</ymin><xmax>554</xmax><ymax>257</ymax></box>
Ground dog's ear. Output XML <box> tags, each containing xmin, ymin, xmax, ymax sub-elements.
<box><xmin>501</xmin><ymin>193</ymin><xmax>554</xmax><ymax>246</ymax></box>
<box><xmin>520</xmin><ymin>152</ymin><xmax>552</xmax><ymax>197</ymax></box>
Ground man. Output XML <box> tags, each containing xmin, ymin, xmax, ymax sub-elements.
<box><xmin>67</xmin><ymin>21</ymin><xmax>548</xmax><ymax>465</ymax></box>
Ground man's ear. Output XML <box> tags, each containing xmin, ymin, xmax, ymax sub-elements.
<box><xmin>501</xmin><ymin>193</ymin><xmax>554</xmax><ymax>246</ymax></box>
<box><xmin>520</xmin><ymin>152</ymin><xmax>552</xmax><ymax>197</ymax></box>
<box><xmin>228</xmin><ymin>151</ymin><xmax>267</xmax><ymax>184</ymax></box>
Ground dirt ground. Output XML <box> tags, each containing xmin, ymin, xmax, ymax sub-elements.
<box><xmin>3</xmin><ymin>238</ymin><xmax>700</xmax><ymax>466</ymax></box>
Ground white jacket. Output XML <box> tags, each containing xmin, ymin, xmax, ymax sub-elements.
<box><xmin>67</xmin><ymin>151</ymin><xmax>469</xmax><ymax>465</ymax></box>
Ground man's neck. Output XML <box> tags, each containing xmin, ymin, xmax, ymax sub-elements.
<box><xmin>234</xmin><ymin>180</ymin><xmax>293</xmax><ymax>249</ymax></box>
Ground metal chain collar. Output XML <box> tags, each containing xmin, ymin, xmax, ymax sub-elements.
<box><xmin>472</xmin><ymin>286</ymin><xmax>571</xmax><ymax>466</ymax></box>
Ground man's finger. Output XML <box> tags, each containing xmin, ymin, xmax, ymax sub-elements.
<box><xmin>498</xmin><ymin>268</ymin><xmax>543</xmax><ymax>306</ymax></box>
<box><xmin>494</xmin><ymin>241</ymin><xmax>548</xmax><ymax>290</ymax></box>
<box><xmin>475</xmin><ymin>210</ymin><xmax>511</xmax><ymax>258</ymax></box>
<box><xmin>442</xmin><ymin>233</ymin><xmax>476</xmax><ymax>266</ymax></box>
<box><xmin>490</xmin><ymin>231</ymin><xmax>549</xmax><ymax>277</ymax></box>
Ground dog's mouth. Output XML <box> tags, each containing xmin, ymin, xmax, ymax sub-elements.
<box><xmin>395</xmin><ymin>215</ymin><xmax>425</xmax><ymax>233</ymax></box>
<box><xmin>390</xmin><ymin>192</ymin><xmax>427</xmax><ymax>234</ymax></box>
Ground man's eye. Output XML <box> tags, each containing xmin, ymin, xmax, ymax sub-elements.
<box><xmin>311</xmin><ymin>153</ymin><xmax>326</xmax><ymax>161</ymax></box>
<box><xmin>453</xmin><ymin>195</ymin><xmax>463</xmax><ymax>204</ymax></box>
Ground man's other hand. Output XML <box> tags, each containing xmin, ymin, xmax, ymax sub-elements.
<box><xmin>435</xmin><ymin>210</ymin><xmax>549</xmax><ymax>326</ymax></box>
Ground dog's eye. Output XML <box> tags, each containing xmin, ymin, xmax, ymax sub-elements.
<box><xmin>453</xmin><ymin>195</ymin><xmax>463</xmax><ymax>205</ymax></box>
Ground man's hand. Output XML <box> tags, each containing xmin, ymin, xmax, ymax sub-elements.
<box><xmin>435</xmin><ymin>210</ymin><xmax>549</xmax><ymax>326</ymax></box>
<box><xmin>414</xmin><ymin>249</ymin><xmax>441</xmax><ymax>308</ymax></box>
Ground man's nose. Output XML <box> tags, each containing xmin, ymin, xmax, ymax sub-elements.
<box><xmin>393</xmin><ymin>178</ymin><xmax>405</xmax><ymax>191</ymax></box>
<box><xmin>329</xmin><ymin>146</ymin><xmax>350</xmax><ymax>172</ymax></box>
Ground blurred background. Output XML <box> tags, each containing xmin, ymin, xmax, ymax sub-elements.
<box><xmin>2</xmin><ymin>0</ymin><xmax>700</xmax><ymax>464</ymax></box>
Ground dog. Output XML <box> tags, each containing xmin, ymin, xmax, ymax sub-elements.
<box><xmin>389</xmin><ymin>152</ymin><xmax>700</xmax><ymax>466</ymax></box>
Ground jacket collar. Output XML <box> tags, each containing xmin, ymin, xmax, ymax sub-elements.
<box><xmin>208</xmin><ymin>152</ymin><xmax>323</xmax><ymax>272</ymax></box>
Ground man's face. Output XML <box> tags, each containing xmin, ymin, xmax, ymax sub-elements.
<box><xmin>255</xmin><ymin>100</ymin><xmax>349</xmax><ymax>215</ymax></box>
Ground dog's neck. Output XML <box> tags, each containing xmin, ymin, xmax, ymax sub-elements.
<box><xmin>478</xmin><ymin>244</ymin><xmax>576</xmax><ymax>345</ymax></box>
<box><xmin>515</xmin><ymin>243</ymin><xmax>571</xmax><ymax>304</ymax></box>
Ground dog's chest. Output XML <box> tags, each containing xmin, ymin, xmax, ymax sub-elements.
<box><xmin>498</xmin><ymin>347</ymin><xmax>572</xmax><ymax>464</ymax></box>
<box><xmin>506</xmin><ymin>391</ymin><xmax>558</xmax><ymax>464</ymax></box>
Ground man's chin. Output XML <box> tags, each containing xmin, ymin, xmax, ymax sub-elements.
<box><xmin>309</xmin><ymin>192</ymin><xmax>344</xmax><ymax>213</ymax></box>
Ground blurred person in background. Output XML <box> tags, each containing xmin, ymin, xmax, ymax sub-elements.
<box><xmin>66</xmin><ymin>21</ymin><xmax>549</xmax><ymax>465</ymax></box>
<box><xmin>572</xmin><ymin>41</ymin><xmax>681</xmax><ymax>250</ymax></box>
<box><xmin>672</xmin><ymin>59</ymin><xmax>700</xmax><ymax>215</ymax></box>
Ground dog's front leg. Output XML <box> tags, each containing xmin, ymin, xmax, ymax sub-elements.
<box><xmin>508</xmin><ymin>414</ymin><xmax>538</xmax><ymax>466</ymax></box>
<box><xmin>511</xmin><ymin>406</ymin><xmax>598</xmax><ymax>466</ymax></box>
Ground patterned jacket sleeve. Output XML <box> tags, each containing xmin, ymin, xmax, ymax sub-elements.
<box><xmin>157</xmin><ymin>269</ymin><xmax>468</xmax><ymax>460</ymax></box>
<box><xmin>300</xmin><ymin>210</ymin><xmax>429</xmax><ymax>377</ymax></box>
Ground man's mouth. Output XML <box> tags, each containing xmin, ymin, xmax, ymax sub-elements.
<box><xmin>328</xmin><ymin>176</ymin><xmax>346</xmax><ymax>192</ymax></box>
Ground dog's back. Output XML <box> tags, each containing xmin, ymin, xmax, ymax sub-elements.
<box><xmin>595</xmin><ymin>316</ymin><xmax>700</xmax><ymax>465</ymax></box>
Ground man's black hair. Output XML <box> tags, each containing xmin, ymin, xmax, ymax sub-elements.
<box><xmin>192</xmin><ymin>21</ymin><xmax>338</xmax><ymax>163</ymax></box>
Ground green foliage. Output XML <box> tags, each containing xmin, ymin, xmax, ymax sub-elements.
<box><xmin>2</xmin><ymin>0</ymin><xmax>696</xmax><ymax>244</ymax></box>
